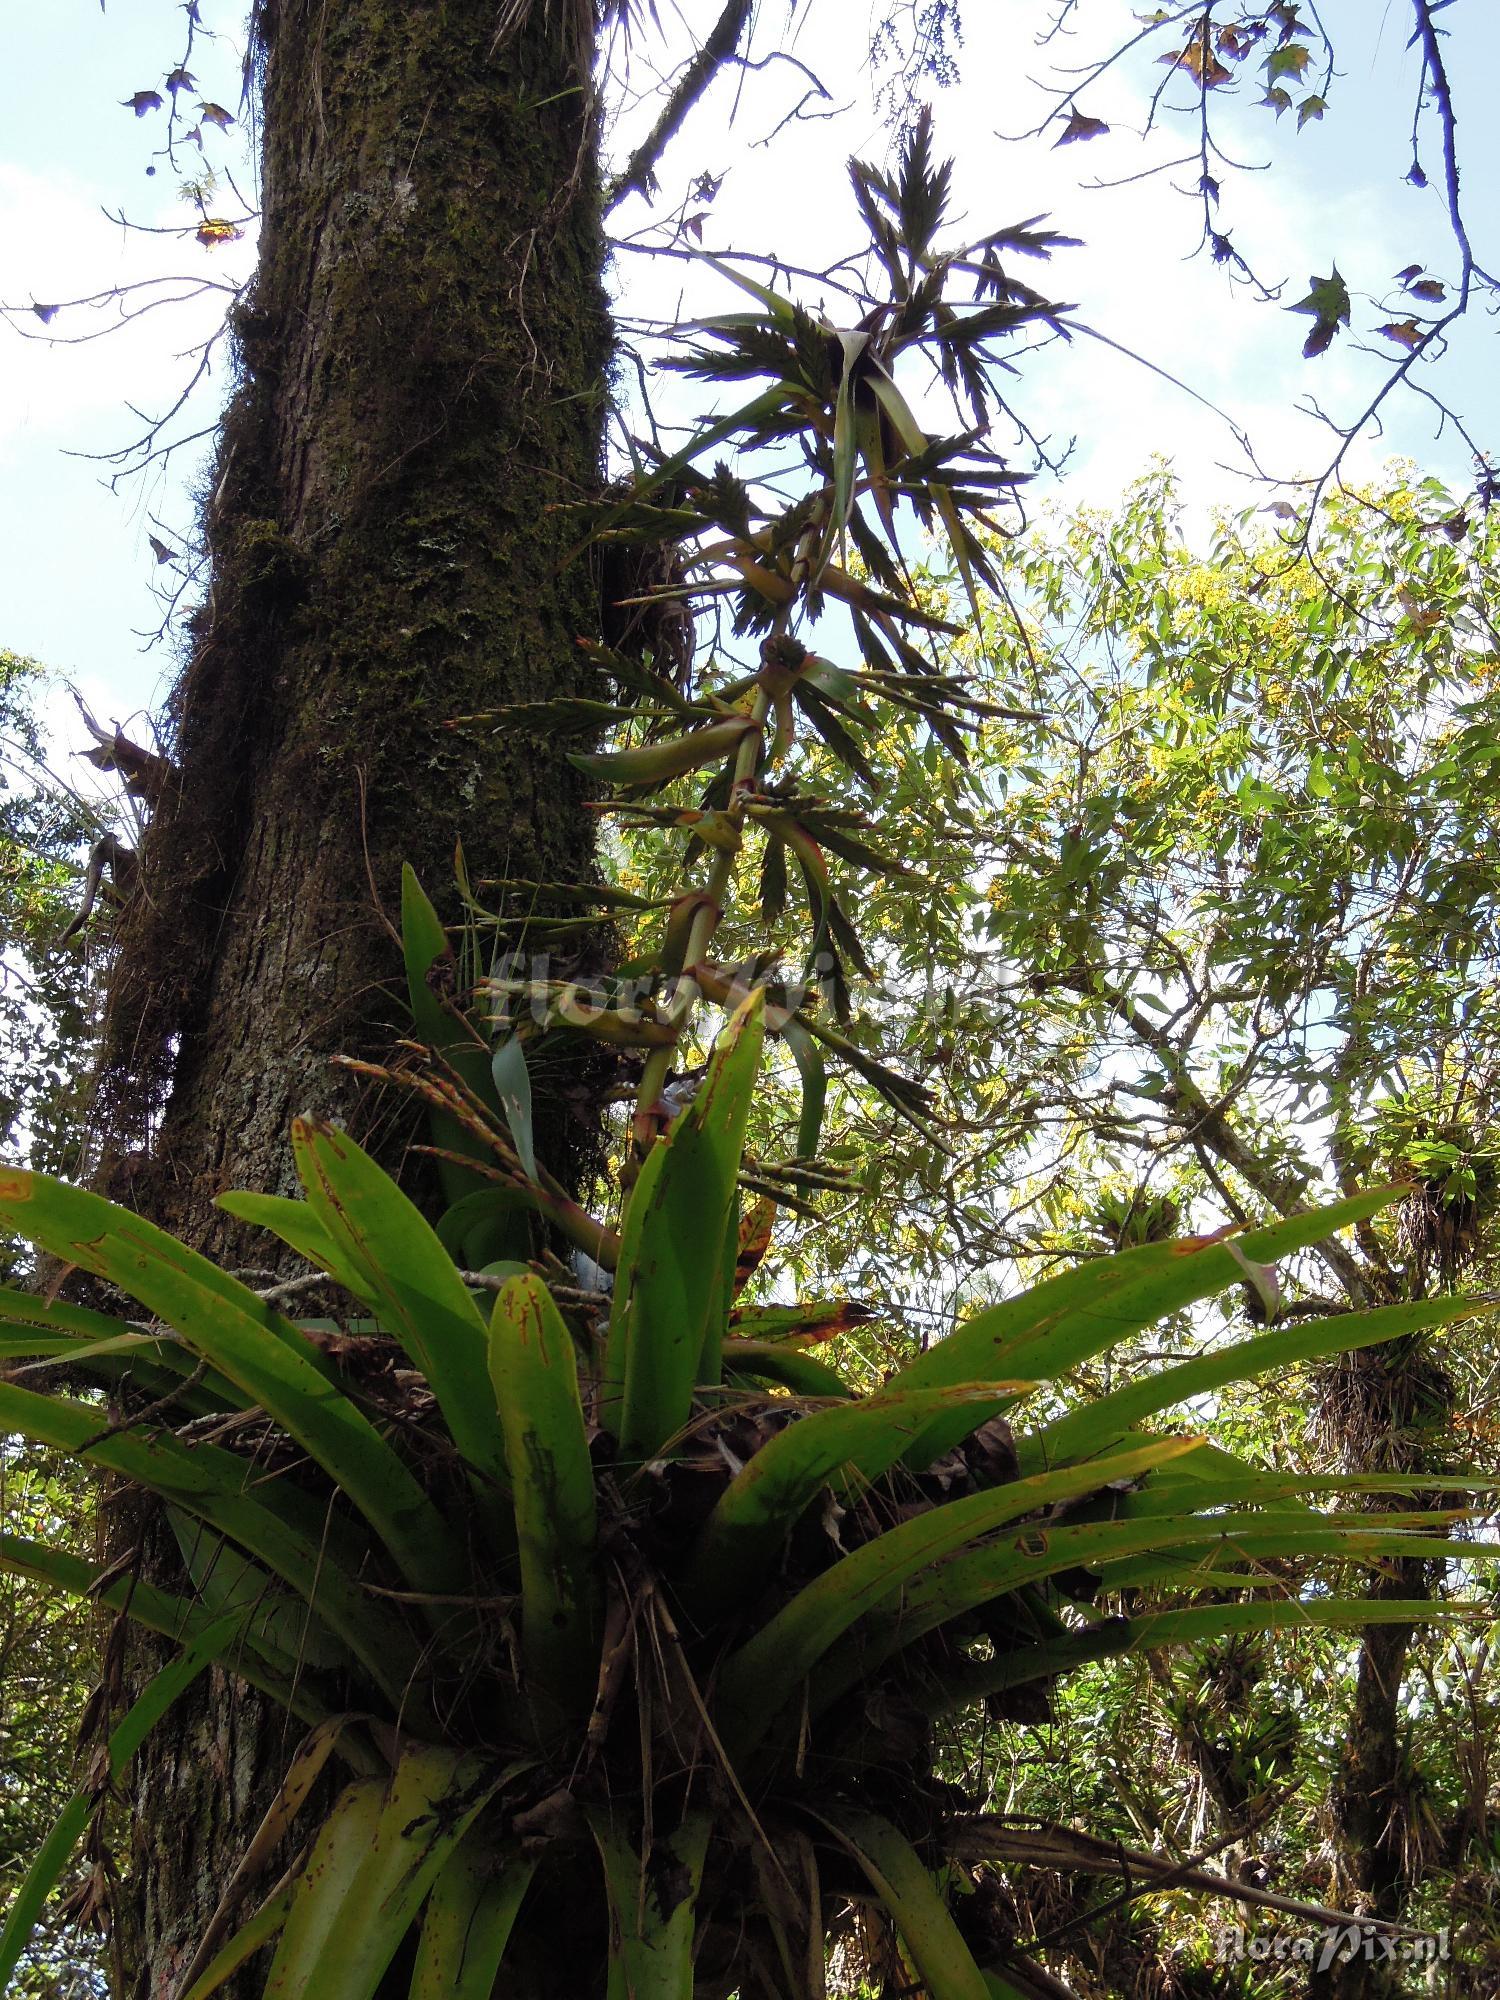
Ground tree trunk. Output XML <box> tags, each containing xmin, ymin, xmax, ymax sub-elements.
<box><xmin>100</xmin><ymin>0</ymin><xmax>610</xmax><ymax>1251</ymax></box>
<box><xmin>103</xmin><ymin>3</ymin><xmax>610</xmax><ymax>1993</ymax></box>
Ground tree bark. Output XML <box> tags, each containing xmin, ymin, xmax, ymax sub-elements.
<box><xmin>100</xmin><ymin>0</ymin><xmax>610</xmax><ymax>1251</ymax></box>
<box><xmin>104</xmin><ymin>4</ymin><xmax>611</xmax><ymax>1993</ymax></box>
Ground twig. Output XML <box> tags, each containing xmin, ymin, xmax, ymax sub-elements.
<box><xmin>606</xmin><ymin>0</ymin><xmax>754</xmax><ymax>210</ymax></box>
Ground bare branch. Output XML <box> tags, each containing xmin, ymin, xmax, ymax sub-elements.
<box><xmin>605</xmin><ymin>0</ymin><xmax>754</xmax><ymax>211</ymax></box>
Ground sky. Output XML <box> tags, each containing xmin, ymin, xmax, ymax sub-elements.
<box><xmin>1</xmin><ymin>0</ymin><xmax>1497</xmax><ymax>763</ymax></box>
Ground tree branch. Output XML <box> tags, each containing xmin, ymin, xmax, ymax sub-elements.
<box><xmin>605</xmin><ymin>0</ymin><xmax>753</xmax><ymax>211</ymax></box>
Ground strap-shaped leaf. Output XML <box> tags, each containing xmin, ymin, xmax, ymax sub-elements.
<box><xmin>723</xmin><ymin>1339</ymin><xmax>856</xmax><ymax>1398</ymax></box>
<box><xmin>264</xmin><ymin>1746</ymin><xmax>500</xmax><ymax>2000</ymax></box>
<box><xmin>0</xmin><ymin>1283</ymin><xmax>248</xmax><ymax>1416</ymax></box>
<box><xmin>409</xmin><ymin>1838</ymin><xmax>536</xmax><ymax>2000</ymax></box>
<box><xmin>0</xmin><ymin>1379</ymin><xmax>419</xmax><ymax>1705</ymax></box>
<box><xmin>924</xmin><ymin>1598</ymin><xmax>1484</xmax><ymax>1720</ymax></box>
<box><xmin>570</xmin><ymin>715</ymin><xmax>761</xmax><ymax>787</ymax></box>
<box><xmin>489</xmin><ymin>1275</ymin><xmax>601</xmax><ymax>1711</ymax></box>
<box><xmin>0</xmin><ymin>1166</ymin><xmax>466</xmax><ymax>1599</ymax></box>
<box><xmin>0</xmin><ymin>1609</ymin><xmax>244</xmax><ymax>1992</ymax></box>
<box><xmin>677</xmin><ymin>1383</ymin><xmax>1031</xmax><ymax>1625</ymax></box>
<box><xmin>168</xmin><ymin>1510</ymin><xmax>349</xmax><ymax>1672</ymax></box>
<box><xmin>589</xmin><ymin>1808</ymin><xmax>712</xmax><ymax>2000</ymax></box>
<box><xmin>699</xmin><ymin>1178</ymin><xmax>741</xmax><ymax>1391</ymax></box>
<box><xmin>885</xmin><ymin>1187</ymin><xmax>1403</xmax><ymax>1466</ymax></box>
<box><xmin>1059</xmin><ymin>1449</ymin><xmax>1499</xmax><ymax>1520</ymax></box>
<box><xmin>0</xmin><ymin>1530</ymin><xmax>328</xmax><ymax>1725</ymax></box>
<box><xmin>180</xmin><ymin>1879</ymin><xmax>297</xmax><ymax>2000</ymax></box>
<box><xmin>604</xmin><ymin>990</ymin><xmax>765</xmax><ymax>1463</ymax></box>
<box><xmin>717</xmin><ymin>1437</ymin><xmax>1196</xmax><ymax>1752</ymax></box>
<box><xmin>1093</xmin><ymin>1522</ymin><xmax>1485</xmax><ymax>1588</ymax></box>
<box><xmin>491</xmin><ymin>1036</ymin><xmax>538</xmax><ymax>1183</ymax></box>
<box><xmin>782</xmin><ymin>1018</ymin><xmax>827</xmax><ymax>1159</ymax></box>
<box><xmin>728</xmin><ymin>1300</ymin><xmax>872</xmax><ymax>1344</ymax></box>
<box><xmin>607</xmin><ymin>381</ymin><xmax>790</xmax><ymax>510</ymax></box>
<box><xmin>291</xmin><ymin>1119</ymin><xmax>512</xmax><ymax>1546</ymax></box>
<box><xmin>1019</xmin><ymin>1293</ymin><xmax>1485</xmax><ymax>1472</ymax></box>
<box><xmin>819</xmin><ymin>1807</ymin><xmax>991</xmax><ymax>2000</ymax></box>
<box><xmin>813</xmin><ymin>1514</ymin><xmax>1497</xmax><ymax>1715</ymax></box>
<box><xmin>216</xmin><ymin>1190</ymin><xmax>373</xmax><ymax>1305</ymax></box>
<box><xmin>435</xmin><ymin>1187</ymin><xmax>536</xmax><ymax>1260</ymax></box>
<box><xmin>175</xmin><ymin>1719</ymin><xmax>355</xmax><ymax>1997</ymax></box>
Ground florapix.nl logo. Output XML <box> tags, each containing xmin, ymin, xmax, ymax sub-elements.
<box><xmin>1214</xmin><ymin>1924</ymin><xmax>1450</xmax><ymax>1972</ymax></box>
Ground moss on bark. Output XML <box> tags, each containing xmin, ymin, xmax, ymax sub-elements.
<box><xmin>105</xmin><ymin>6</ymin><xmax>613</xmax><ymax>1993</ymax></box>
<box><xmin>100</xmin><ymin>0</ymin><xmax>611</xmax><ymax>1247</ymax></box>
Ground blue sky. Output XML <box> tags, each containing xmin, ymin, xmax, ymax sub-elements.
<box><xmin>2</xmin><ymin>0</ymin><xmax>1496</xmax><ymax>757</ymax></box>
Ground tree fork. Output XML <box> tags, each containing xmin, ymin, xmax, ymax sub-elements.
<box><xmin>102</xmin><ymin>5</ymin><xmax>612</xmax><ymax>1993</ymax></box>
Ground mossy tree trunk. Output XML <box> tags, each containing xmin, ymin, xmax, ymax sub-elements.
<box><xmin>102</xmin><ymin>0</ymin><xmax>610</xmax><ymax>1250</ymax></box>
<box><xmin>104</xmin><ymin>3</ymin><xmax>611</xmax><ymax>1992</ymax></box>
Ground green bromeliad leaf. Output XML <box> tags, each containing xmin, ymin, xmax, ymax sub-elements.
<box><xmin>288</xmin><ymin>1117</ymin><xmax>513</xmax><ymax>1548</ymax></box>
<box><xmin>717</xmin><ymin>1437</ymin><xmax>1198</xmax><ymax>1753</ymax></box>
<box><xmin>489</xmin><ymin>1274</ymin><xmax>601</xmax><ymax>1713</ymax></box>
<box><xmin>1018</xmin><ymin>1292</ymin><xmax>1485</xmax><ymax>1472</ymax></box>
<box><xmin>263</xmin><ymin>1745</ymin><xmax>502</xmax><ymax>2000</ymax></box>
<box><xmin>408</xmin><ymin>1837</ymin><xmax>536</xmax><ymax>2000</ymax></box>
<box><xmin>0</xmin><ymin>1376</ymin><xmax>421</xmax><ymax>1705</ymax></box>
<box><xmin>0</xmin><ymin>1165</ymin><xmax>469</xmax><ymax>1601</ymax></box>
<box><xmin>809</xmin><ymin>1515</ymin><xmax>1500</xmax><ymax>1717</ymax></box>
<box><xmin>920</xmin><ymin>1598</ymin><xmax>1483</xmax><ymax>1719</ymax></box>
<box><xmin>884</xmin><ymin>1186</ymin><xmax>1405</xmax><ymax>1466</ymax></box>
<box><xmin>677</xmin><ymin>1381</ymin><xmax>1032</xmax><ymax>1624</ymax></box>
<box><xmin>604</xmin><ymin>989</ymin><xmax>765</xmax><ymax>1463</ymax></box>
<box><xmin>0</xmin><ymin>1529</ymin><xmax>329</xmax><ymax>1726</ymax></box>
<box><xmin>820</xmin><ymin>1807</ymin><xmax>993</xmax><ymax>2000</ymax></box>
<box><xmin>0</xmin><ymin>1610</ymin><xmax>248</xmax><ymax>1992</ymax></box>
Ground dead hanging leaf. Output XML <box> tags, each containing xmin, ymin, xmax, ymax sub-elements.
<box><xmin>164</xmin><ymin>66</ymin><xmax>196</xmax><ymax>92</ymax></box>
<box><xmin>1055</xmin><ymin>109</ymin><xmax>1110</xmax><ymax>145</ymax></box>
<box><xmin>1407</xmin><ymin>160</ymin><xmax>1429</xmax><ymax>189</ymax></box>
<box><xmin>31</xmin><ymin>303</ymin><xmax>58</xmax><ymax>324</ymax></box>
<box><xmin>734</xmin><ymin>1198</ymin><xmax>777</xmax><ymax>1294</ymax></box>
<box><xmin>1417</xmin><ymin>511</ymin><xmax>1468</xmax><ymax>543</ymax></box>
<box><xmin>1397</xmin><ymin>586</ymin><xmax>1443</xmax><ymax>634</ymax></box>
<box><xmin>147</xmin><ymin>535</ymin><xmax>177</xmax><ymax>565</ymax></box>
<box><xmin>1159</xmin><ymin>37</ymin><xmax>1232</xmax><ymax>87</ymax></box>
<box><xmin>197</xmin><ymin>100</ymin><xmax>234</xmax><ymax>129</ymax></box>
<box><xmin>74</xmin><ymin>701</ymin><xmax>174</xmax><ymax>800</ymax></box>
<box><xmin>1401</xmin><ymin>272</ymin><xmax>1446</xmax><ymax>302</ymax></box>
<box><xmin>1395</xmin><ymin>263</ymin><xmax>1422</xmax><ymax>285</ymax></box>
<box><xmin>1289</xmin><ymin>266</ymin><xmax>1350</xmax><ymax>357</ymax></box>
<box><xmin>121</xmin><ymin>90</ymin><xmax>163</xmax><ymax>116</ymax></box>
<box><xmin>195</xmin><ymin>218</ymin><xmax>244</xmax><ymax>247</ymax></box>
<box><xmin>1378</xmin><ymin>317</ymin><xmax>1426</xmax><ymax>351</ymax></box>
